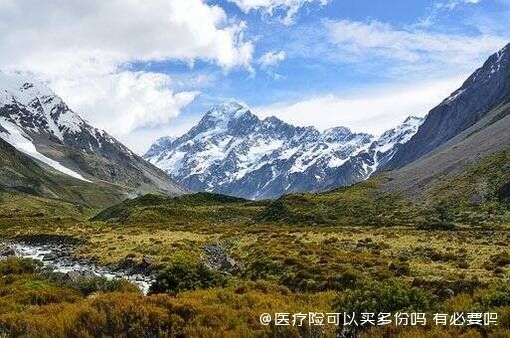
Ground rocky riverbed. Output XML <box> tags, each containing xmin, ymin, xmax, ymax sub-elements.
<box><xmin>1</xmin><ymin>235</ymin><xmax>155</xmax><ymax>294</ymax></box>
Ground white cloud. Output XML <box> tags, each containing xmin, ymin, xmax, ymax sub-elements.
<box><xmin>323</xmin><ymin>19</ymin><xmax>508</xmax><ymax>78</ymax></box>
<box><xmin>0</xmin><ymin>0</ymin><xmax>253</xmax><ymax>73</ymax></box>
<box><xmin>0</xmin><ymin>0</ymin><xmax>254</xmax><ymax>150</ymax></box>
<box><xmin>229</xmin><ymin>0</ymin><xmax>329</xmax><ymax>25</ymax></box>
<box><xmin>51</xmin><ymin>71</ymin><xmax>199</xmax><ymax>136</ymax></box>
<box><xmin>258</xmin><ymin>51</ymin><xmax>287</xmax><ymax>68</ymax></box>
<box><xmin>254</xmin><ymin>76</ymin><xmax>466</xmax><ymax>135</ymax></box>
<box><xmin>258</xmin><ymin>50</ymin><xmax>286</xmax><ymax>78</ymax></box>
<box><xmin>435</xmin><ymin>0</ymin><xmax>481</xmax><ymax>11</ymax></box>
<box><xmin>416</xmin><ymin>0</ymin><xmax>482</xmax><ymax>27</ymax></box>
<box><xmin>327</xmin><ymin>19</ymin><xmax>506</xmax><ymax>64</ymax></box>
<box><xmin>120</xmin><ymin>116</ymin><xmax>201</xmax><ymax>155</ymax></box>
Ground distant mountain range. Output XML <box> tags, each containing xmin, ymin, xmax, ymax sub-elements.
<box><xmin>144</xmin><ymin>102</ymin><xmax>423</xmax><ymax>199</ymax></box>
<box><xmin>0</xmin><ymin>73</ymin><xmax>186</xmax><ymax>207</ymax></box>
<box><xmin>2</xmin><ymin>41</ymin><xmax>509</xmax><ymax>206</ymax></box>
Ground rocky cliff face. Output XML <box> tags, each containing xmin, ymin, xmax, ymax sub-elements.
<box><xmin>145</xmin><ymin>101</ymin><xmax>422</xmax><ymax>199</ymax></box>
<box><xmin>384</xmin><ymin>42</ymin><xmax>510</xmax><ymax>170</ymax></box>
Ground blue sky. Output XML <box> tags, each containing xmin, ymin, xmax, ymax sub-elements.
<box><xmin>1</xmin><ymin>0</ymin><xmax>509</xmax><ymax>153</ymax></box>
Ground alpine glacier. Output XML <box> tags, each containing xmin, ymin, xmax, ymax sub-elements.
<box><xmin>144</xmin><ymin>101</ymin><xmax>423</xmax><ymax>199</ymax></box>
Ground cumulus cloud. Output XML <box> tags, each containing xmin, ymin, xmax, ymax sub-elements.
<box><xmin>255</xmin><ymin>76</ymin><xmax>467</xmax><ymax>135</ymax></box>
<box><xmin>0</xmin><ymin>0</ymin><xmax>254</xmax><ymax>150</ymax></box>
<box><xmin>0</xmin><ymin>0</ymin><xmax>253</xmax><ymax>72</ymax></box>
<box><xmin>118</xmin><ymin>115</ymin><xmax>202</xmax><ymax>155</ymax></box>
<box><xmin>229</xmin><ymin>0</ymin><xmax>330</xmax><ymax>25</ymax></box>
<box><xmin>51</xmin><ymin>71</ymin><xmax>199</xmax><ymax>136</ymax></box>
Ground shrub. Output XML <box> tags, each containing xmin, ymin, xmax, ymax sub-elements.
<box><xmin>73</xmin><ymin>276</ymin><xmax>138</xmax><ymax>295</ymax></box>
<box><xmin>42</xmin><ymin>271</ymin><xmax>140</xmax><ymax>296</ymax></box>
<box><xmin>149</xmin><ymin>261</ymin><xmax>227</xmax><ymax>294</ymax></box>
<box><xmin>475</xmin><ymin>283</ymin><xmax>510</xmax><ymax>308</ymax></box>
<box><xmin>0</xmin><ymin>257</ymin><xmax>41</xmax><ymax>275</ymax></box>
<box><xmin>388</xmin><ymin>260</ymin><xmax>410</xmax><ymax>276</ymax></box>
<box><xmin>333</xmin><ymin>280</ymin><xmax>435</xmax><ymax>315</ymax></box>
<box><xmin>486</xmin><ymin>252</ymin><xmax>510</xmax><ymax>270</ymax></box>
<box><xmin>412</xmin><ymin>278</ymin><xmax>483</xmax><ymax>299</ymax></box>
<box><xmin>243</xmin><ymin>258</ymin><xmax>286</xmax><ymax>281</ymax></box>
<box><xmin>418</xmin><ymin>202</ymin><xmax>456</xmax><ymax>230</ymax></box>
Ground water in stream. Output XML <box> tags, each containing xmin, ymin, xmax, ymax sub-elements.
<box><xmin>5</xmin><ymin>242</ymin><xmax>154</xmax><ymax>294</ymax></box>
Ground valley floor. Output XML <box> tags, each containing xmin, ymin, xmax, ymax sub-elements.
<box><xmin>0</xmin><ymin>217</ymin><xmax>509</xmax><ymax>337</ymax></box>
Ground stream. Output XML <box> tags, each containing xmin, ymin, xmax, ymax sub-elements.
<box><xmin>3</xmin><ymin>240</ymin><xmax>155</xmax><ymax>295</ymax></box>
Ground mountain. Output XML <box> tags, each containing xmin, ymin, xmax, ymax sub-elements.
<box><xmin>384</xmin><ymin>42</ymin><xmax>510</xmax><ymax>171</ymax></box>
<box><xmin>0</xmin><ymin>72</ymin><xmax>186</xmax><ymax>206</ymax></box>
<box><xmin>0</xmin><ymin>136</ymin><xmax>132</xmax><ymax>209</ymax></box>
<box><xmin>380</xmin><ymin>43</ymin><xmax>510</xmax><ymax>199</ymax></box>
<box><xmin>144</xmin><ymin>101</ymin><xmax>423</xmax><ymax>199</ymax></box>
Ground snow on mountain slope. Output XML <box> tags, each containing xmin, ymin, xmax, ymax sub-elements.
<box><xmin>0</xmin><ymin>72</ymin><xmax>123</xmax><ymax>154</ymax></box>
<box><xmin>0</xmin><ymin>72</ymin><xmax>186</xmax><ymax>197</ymax></box>
<box><xmin>363</xmin><ymin>116</ymin><xmax>424</xmax><ymax>177</ymax></box>
<box><xmin>0</xmin><ymin>117</ymin><xmax>90</xmax><ymax>182</ymax></box>
<box><xmin>145</xmin><ymin>101</ymin><xmax>424</xmax><ymax>199</ymax></box>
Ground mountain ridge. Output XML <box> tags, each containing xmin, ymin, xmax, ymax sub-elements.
<box><xmin>0</xmin><ymin>72</ymin><xmax>187</xmax><ymax>206</ymax></box>
<box><xmin>144</xmin><ymin>101</ymin><xmax>423</xmax><ymax>199</ymax></box>
<box><xmin>384</xmin><ymin>42</ymin><xmax>510</xmax><ymax>170</ymax></box>
<box><xmin>378</xmin><ymin>42</ymin><xmax>510</xmax><ymax>202</ymax></box>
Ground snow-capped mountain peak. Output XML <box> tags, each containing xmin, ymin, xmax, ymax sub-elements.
<box><xmin>0</xmin><ymin>71</ymin><xmax>186</xmax><ymax>196</ymax></box>
<box><xmin>377</xmin><ymin>116</ymin><xmax>423</xmax><ymax>145</ymax></box>
<box><xmin>365</xmin><ymin>116</ymin><xmax>425</xmax><ymax>177</ymax></box>
<box><xmin>442</xmin><ymin>42</ymin><xmax>510</xmax><ymax>107</ymax></box>
<box><xmin>145</xmin><ymin>136</ymin><xmax>176</xmax><ymax>159</ymax></box>
<box><xmin>205</xmin><ymin>101</ymin><xmax>250</xmax><ymax>121</ymax></box>
<box><xmin>402</xmin><ymin>115</ymin><xmax>424</xmax><ymax>126</ymax></box>
<box><xmin>0</xmin><ymin>72</ymin><xmax>87</xmax><ymax>141</ymax></box>
<box><xmin>322</xmin><ymin>126</ymin><xmax>354</xmax><ymax>142</ymax></box>
<box><xmin>0</xmin><ymin>72</ymin><xmax>130</xmax><ymax>154</ymax></box>
<box><xmin>0</xmin><ymin>72</ymin><xmax>90</xmax><ymax>142</ymax></box>
<box><xmin>144</xmin><ymin>102</ymin><xmax>424</xmax><ymax>199</ymax></box>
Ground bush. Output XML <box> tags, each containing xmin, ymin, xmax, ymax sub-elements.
<box><xmin>486</xmin><ymin>252</ymin><xmax>510</xmax><ymax>270</ymax></box>
<box><xmin>324</xmin><ymin>266</ymin><xmax>365</xmax><ymax>291</ymax></box>
<box><xmin>388</xmin><ymin>260</ymin><xmax>410</xmax><ymax>276</ymax></box>
<box><xmin>333</xmin><ymin>280</ymin><xmax>435</xmax><ymax>315</ymax></box>
<box><xmin>45</xmin><ymin>272</ymin><xmax>140</xmax><ymax>296</ymax></box>
<box><xmin>475</xmin><ymin>283</ymin><xmax>510</xmax><ymax>308</ymax></box>
<box><xmin>0</xmin><ymin>257</ymin><xmax>41</xmax><ymax>275</ymax></box>
<box><xmin>418</xmin><ymin>202</ymin><xmax>456</xmax><ymax>230</ymax></box>
<box><xmin>243</xmin><ymin>258</ymin><xmax>286</xmax><ymax>281</ymax></box>
<box><xmin>73</xmin><ymin>276</ymin><xmax>138</xmax><ymax>295</ymax></box>
<box><xmin>149</xmin><ymin>261</ymin><xmax>228</xmax><ymax>294</ymax></box>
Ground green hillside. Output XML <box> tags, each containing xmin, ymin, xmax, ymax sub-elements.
<box><xmin>91</xmin><ymin>192</ymin><xmax>266</xmax><ymax>225</ymax></box>
<box><xmin>257</xmin><ymin>177</ymin><xmax>421</xmax><ymax>227</ymax></box>
<box><xmin>0</xmin><ymin>138</ymin><xmax>135</xmax><ymax>211</ymax></box>
<box><xmin>427</xmin><ymin>149</ymin><xmax>510</xmax><ymax>225</ymax></box>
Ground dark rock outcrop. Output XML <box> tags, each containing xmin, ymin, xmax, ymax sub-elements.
<box><xmin>203</xmin><ymin>244</ymin><xmax>242</xmax><ymax>275</ymax></box>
